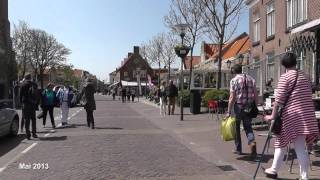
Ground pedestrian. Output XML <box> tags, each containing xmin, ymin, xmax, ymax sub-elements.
<box><xmin>131</xmin><ymin>88</ymin><xmax>136</xmax><ymax>102</ymax></box>
<box><xmin>263</xmin><ymin>52</ymin><xmax>319</xmax><ymax>179</ymax></box>
<box><xmin>226</xmin><ymin>64</ymin><xmax>258</xmax><ymax>158</ymax></box>
<box><xmin>78</xmin><ymin>77</ymin><xmax>96</xmax><ymax>129</ymax></box>
<box><xmin>57</xmin><ymin>85</ymin><xmax>74</xmax><ymax>127</ymax></box>
<box><xmin>19</xmin><ymin>74</ymin><xmax>40</xmax><ymax>140</ymax></box>
<box><xmin>41</xmin><ymin>83</ymin><xmax>56</xmax><ymax>129</ymax></box>
<box><xmin>118</xmin><ymin>86</ymin><xmax>122</xmax><ymax>101</ymax></box>
<box><xmin>126</xmin><ymin>87</ymin><xmax>131</xmax><ymax>102</ymax></box>
<box><xmin>121</xmin><ymin>86</ymin><xmax>127</xmax><ymax>103</ymax></box>
<box><xmin>159</xmin><ymin>81</ymin><xmax>167</xmax><ymax>116</ymax></box>
<box><xmin>111</xmin><ymin>88</ymin><xmax>116</xmax><ymax>100</ymax></box>
<box><xmin>167</xmin><ymin>80</ymin><xmax>178</xmax><ymax>115</ymax></box>
<box><xmin>18</xmin><ymin>78</ymin><xmax>25</xmax><ymax>132</ymax></box>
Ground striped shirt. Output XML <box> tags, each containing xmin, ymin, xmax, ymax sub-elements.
<box><xmin>274</xmin><ymin>70</ymin><xmax>319</xmax><ymax>148</ymax></box>
<box><xmin>230</xmin><ymin>74</ymin><xmax>256</xmax><ymax>107</ymax></box>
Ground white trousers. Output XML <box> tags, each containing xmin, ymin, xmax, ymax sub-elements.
<box><xmin>61</xmin><ymin>102</ymin><xmax>69</xmax><ymax>124</ymax></box>
<box><xmin>270</xmin><ymin>135</ymin><xmax>309</xmax><ymax>180</ymax></box>
<box><xmin>159</xmin><ymin>97</ymin><xmax>167</xmax><ymax>115</ymax></box>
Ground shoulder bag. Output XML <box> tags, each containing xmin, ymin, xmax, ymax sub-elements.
<box><xmin>272</xmin><ymin>70</ymin><xmax>298</xmax><ymax>135</ymax></box>
<box><xmin>242</xmin><ymin>74</ymin><xmax>259</xmax><ymax>118</ymax></box>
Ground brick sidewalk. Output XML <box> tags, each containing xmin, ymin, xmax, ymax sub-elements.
<box><xmin>139</xmin><ymin>98</ymin><xmax>320</xmax><ymax>180</ymax></box>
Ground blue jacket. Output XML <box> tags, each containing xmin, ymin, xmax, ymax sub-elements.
<box><xmin>56</xmin><ymin>88</ymin><xmax>74</xmax><ymax>107</ymax></box>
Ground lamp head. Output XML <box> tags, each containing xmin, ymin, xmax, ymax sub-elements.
<box><xmin>237</xmin><ymin>54</ymin><xmax>244</xmax><ymax>64</ymax></box>
<box><xmin>173</xmin><ymin>24</ymin><xmax>189</xmax><ymax>38</ymax></box>
<box><xmin>226</xmin><ymin>60</ymin><xmax>232</xmax><ymax>69</ymax></box>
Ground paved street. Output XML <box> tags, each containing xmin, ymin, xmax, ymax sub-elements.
<box><xmin>0</xmin><ymin>95</ymin><xmax>245</xmax><ymax>180</ymax></box>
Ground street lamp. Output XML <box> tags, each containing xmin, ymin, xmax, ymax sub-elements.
<box><xmin>173</xmin><ymin>23</ymin><xmax>190</xmax><ymax>121</ymax></box>
<box><xmin>237</xmin><ymin>54</ymin><xmax>244</xmax><ymax>65</ymax></box>
<box><xmin>226</xmin><ymin>60</ymin><xmax>232</xmax><ymax>69</ymax></box>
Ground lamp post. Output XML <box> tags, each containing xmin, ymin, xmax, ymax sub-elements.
<box><xmin>173</xmin><ymin>23</ymin><xmax>190</xmax><ymax>121</ymax></box>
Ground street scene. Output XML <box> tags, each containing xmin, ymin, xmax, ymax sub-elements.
<box><xmin>1</xmin><ymin>0</ymin><xmax>320</xmax><ymax>180</ymax></box>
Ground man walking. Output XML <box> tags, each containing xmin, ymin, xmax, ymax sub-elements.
<box><xmin>20</xmin><ymin>74</ymin><xmax>39</xmax><ymax>140</ymax></box>
<box><xmin>57</xmin><ymin>85</ymin><xmax>74</xmax><ymax>127</ymax></box>
<box><xmin>166</xmin><ymin>80</ymin><xmax>178</xmax><ymax>115</ymax></box>
<box><xmin>79</xmin><ymin>77</ymin><xmax>96</xmax><ymax>129</ymax></box>
<box><xmin>226</xmin><ymin>64</ymin><xmax>258</xmax><ymax>158</ymax></box>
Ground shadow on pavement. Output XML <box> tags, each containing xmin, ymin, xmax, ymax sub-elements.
<box><xmin>0</xmin><ymin>134</ymin><xmax>26</xmax><ymax>157</ymax></box>
<box><xmin>95</xmin><ymin>127</ymin><xmax>123</xmax><ymax>130</ymax></box>
<box><xmin>37</xmin><ymin>130</ymin><xmax>56</xmax><ymax>134</ymax></box>
<box><xmin>237</xmin><ymin>153</ymin><xmax>273</xmax><ymax>164</ymax></box>
<box><xmin>39</xmin><ymin>136</ymin><xmax>67</xmax><ymax>141</ymax></box>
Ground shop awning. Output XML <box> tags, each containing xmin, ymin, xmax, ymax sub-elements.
<box><xmin>121</xmin><ymin>80</ymin><xmax>147</xmax><ymax>87</ymax></box>
<box><xmin>291</xmin><ymin>18</ymin><xmax>320</xmax><ymax>34</ymax></box>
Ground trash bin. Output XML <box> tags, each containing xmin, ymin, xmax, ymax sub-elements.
<box><xmin>190</xmin><ymin>90</ymin><xmax>201</xmax><ymax>114</ymax></box>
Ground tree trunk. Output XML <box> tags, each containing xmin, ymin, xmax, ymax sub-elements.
<box><xmin>158</xmin><ymin>60</ymin><xmax>161</xmax><ymax>88</ymax></box>
<box><xmin>217</xmin><ymin>37</ymin><xmax>224</xmax><ymax>90</ymax></box>
<box><xmin>39</xmin><ymin>69</ymin><xmax>44</xmax><ymax>90</ymax></box>
<box><xmin>168</xmin><ymin>62</ymin><xmax>171</xmax><ymax>83</ymax></box>
<box><xmin>188</xmin><ymin>47</ymin><xmax>194</xmax><ymax>90</ymax></box>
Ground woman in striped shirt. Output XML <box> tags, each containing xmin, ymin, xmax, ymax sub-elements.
<box><xmin>264</xmin><ymin>52</ymin><xmax>319</xmax><ymax>180</ymax></box>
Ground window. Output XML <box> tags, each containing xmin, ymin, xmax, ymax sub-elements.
<box><xmin>253</xmin><ymin>57</ymin><xmax>261</xmax><ymax>90</ymax></box>
<box><xmin>124</xmin><ymin>71</ymin><xmax>128</xmax><ymax>77</ymax></box>
<box><xmin>253</xmin><ymin>12</ymin><xmax>261</xmax><ymax>42</ymax></box>
<box><xmin>296</xmin><ymin>49</ymin><xmax>306</xmax><ymax>70</ymax></box>
<box><xmin>266</xmin><ymin>52</ymin><xmax>275</xmax><ymax>83</ymax></box>
<box><xmin>266</xmin><ymin>1</ymin><xmax>275</xmax><ymax>38</ymax></box>
<box><xmin>287</xmin><ymin>0</ymin><xmax>308</xmax><ymax>28</ymax></box>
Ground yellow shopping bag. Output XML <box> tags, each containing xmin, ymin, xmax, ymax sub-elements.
<box><xmin>220</xmin><ymin>116</ymin><xmax>236</xmax><ymax>141</ymax></box>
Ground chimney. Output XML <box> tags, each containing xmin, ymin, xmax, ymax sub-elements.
<box><xmin>128</xmin><ymin>53</ymin><xmax>133</xmax><ymax>57</ymax></box>
<box><xmin>134</xmin><ymin>46</ymin><xmax>139</xmax><ymax>54</ymax></box>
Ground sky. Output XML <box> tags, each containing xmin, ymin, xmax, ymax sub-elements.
<box><xmin>9</xmin><ymin>0</ymin><xmax>248</xmax><ymax>81</ymax></box>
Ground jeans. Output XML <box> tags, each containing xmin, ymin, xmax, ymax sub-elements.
<box><xmin>234</xmin><ymin>105</ymin><xmax>255</xmax><ymax>152</ymax></box>
<box><xmin>23</xmin><ymin>109</ymin><xmax>36</xmax><ymax>136</ymax></box>
<box><xmin>86</xmin><ymin>109</ymin><xmax>94</xmax><ymax>127</ymax></box>
<box><xmin>43</xmin><ymin>105</ymin><xmax>55</xmax><ymax>127</ymax></box>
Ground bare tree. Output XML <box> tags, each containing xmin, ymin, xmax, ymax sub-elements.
<box><xmin>144</xmin><ymin>33</ymin><xmax>165</xmax><ymax>87</ymax></box>
<box><xmin>164</xmin><ymin>0</ymin><xmax>206</xmax><ymax>89</ymax></box>
<box><xmin>12</xmin><ymin>21</ymin><xmax>32</xmax><ymax>79</ymax></box>
<box><xmin>161</xmin><ymin>32</ymin><xmax>178</xmax><ymax>82</ymax></box>
<box><xmin>28</xmin><ymin>29</ymin><xmax>71</xmax><ymax>89</ymax></box>
<box><xmin>200</xmin><ymin>0</ymin><xmax>245</xmax><ymax>89</ymax></box>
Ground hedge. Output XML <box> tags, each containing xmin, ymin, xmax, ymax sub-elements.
<box><xmin>202</xmin><ymin>89</ymin><xmax>229</xmax><ymax>107</ymax></box>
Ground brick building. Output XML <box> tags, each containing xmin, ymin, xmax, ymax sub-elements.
<box><xmin>113</xmin><ymin>46</ymin><xmax>155</xmax><ymax>85</ymax></box>
<box><xmin>0</xmin><ymin>0</ymin><xmax>16</xmax><ymax>99</ymax></box>
<box><xmin>246</xmin><ymin>0</ymin><xmax>320</xmax><ymax>93</ymax></box>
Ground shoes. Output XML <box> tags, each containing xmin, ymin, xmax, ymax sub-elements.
<box><xmin>52</xmin><ymin>125</ymin><xmax>56</xmax><ymax>129</ymax></box>
<box><xmin>43</xmin><ymin>125</ymin><xmax>46</xmax><ymax>128</ymax></box>
<box><xmin>32</xmin><ymin>134</ymin><xmax>38</xmax><ymax>138</ymax></box>
<box><xmin>263</xmin><ymin>167</ymin><xmax>278</xmax><ymax>179</ymax></box>
<box><xmin>232</xmin><ymin>149</ymin><xmax>242</xmax><ymax>155</ymax></box>
<box><xmin>26</xmin><ymin>135</ymin><xmax>31</xmax><ymax>140</ymax></box>
<box><xmin>250</xmin><ymin>142</ymin><xmax>257</xmax><ymax>158</ymax></box>
<box><xmin>91</xmin><ymin>123</ymin><xmax>95</xmax><ymax>129</ymax></box>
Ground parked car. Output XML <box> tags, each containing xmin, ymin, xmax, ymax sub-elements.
<box><xmin>0</xmin><ymin>100</ymin><xmax>19</xmax><ymax>137</ymax></box>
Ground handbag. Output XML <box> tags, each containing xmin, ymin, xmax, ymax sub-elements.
<box><xmin>242</xmin><ymin>74</ymin><xmax>259</xmax><ymax>118</ymax></box>
<box><xmin>221</xmin><ymin>116</ymin><xmax>236</xmax><ymax>141</ymax></box>
<box><xmin>272</xmin><ymin>70</ymin><xmax>299</xmax><ymax>135</ymax></box>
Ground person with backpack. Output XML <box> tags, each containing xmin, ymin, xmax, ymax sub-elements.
<box><xmin>166</xmin><ymin>80</ymin><xmax>178</xmax><ymax>115</ymax></box>
<box><xmin>41</xmin><ymin>83</ymin><xmax>56</xmax><ymax>129</ymax></box>
<box><xmin>159</xmin><ymin>81</ymin><xmax>167</xmax><ymax>116</ymax></box>
<box><xmin>57</xmin><ymin>85</ymin><xmax>74</xmax><ymax>127</ymax></box>
<box><xmin>19</xmin><ymin>74</ymin><xmax>40</xmax><ymax>140</ymax></box>
<box><xmin>78</xmin><ymin>77</ymin><xmax>96</xmax><ymax>129</ymax></box>
<box><xmin>226</xmin><ymin>64</ymin><xmax>258</xmax><ymax>158</ymax></box>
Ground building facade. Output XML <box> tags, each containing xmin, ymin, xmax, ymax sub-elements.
<box><xmin>0</xmin><ymin>0</ymin><xmax>16</xmax><ymax>99</ymax></box>
<box><xmin>114</xmin><ymin>46</ymin><xmax>155</xmax><ymax>84</ymax></box>
<box><xmin>246</xmin><ymin>0</ymin><xmax>320</xmax><ymax>93</ymax></box>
